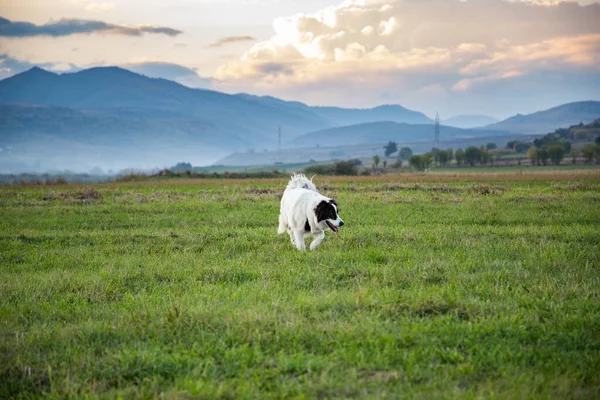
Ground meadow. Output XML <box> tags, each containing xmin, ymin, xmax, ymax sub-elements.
<box><xmin>1</xmin><ymin>170</ymin><xmax>599</xmax><ymax>398</ymax></box>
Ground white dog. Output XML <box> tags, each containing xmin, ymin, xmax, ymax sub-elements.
<box><xmin>278</xmin><ymin>174</ymin><xmax>344</xmax><ymax>251</ymax></box>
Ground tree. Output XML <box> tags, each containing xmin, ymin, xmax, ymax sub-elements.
<box><xmin>334</xmin><ymin>160</ymin><xmax>359</xmax><ymax>175</ymax></box>
<box><xmin>383</xmin><ymin>141</ymin><xmax>398</xmax><ymax>157</ymax></box>
<box><xmin>596</xmin><ymin>136</ymin><xmax>600</xmax><ymax>145</ymax></box>
<box><xmin>383</xmin><ymin>160</ymin><xmax>387</xmax><ymax>169</ymax></box>
<box><xmin>582</xmin><ymin>144</ymin><xmax>595</xmax><ymax>164</ymax></box>
<box><xmin>423</xmin><ymin>153</ymin><xmax>433</xmax><ymax>169</ymax></box>
<box><xmin>464</xmin><ymin>146</ymin><xmax>481</xmax><ymax>166</ymax></box>
<box><xmin>455</xmin><ymin>149</ymin><xmax>465</xmax><ymax>166</ymax></box>
<box><xmin>571</xmin><ymin>148</ymin><xmax>578</xmax><ymax>164</ymax></box>
<box><xmin>479</xmin><ymin>149</ymin><xmax>490</xmax><ymax>166</ymax></box>
<box><xmin>372</xmin><ymin>155</ymin><xmax>380</xmax><ymax>169</ymax></box>
<box><xmin>527</xmin><ymin>147</ymin><xmax>538</xmax><ymax>166</ymax></box>
<box><xmin>446</xmin><ymin>149</ymin><xmax>454</xmax><ymax>165</ymax></box>
<box><xmin>547</xmin><ymin>145</ymin><xmax>565</xmax><ymax>165</ymax></box>
<box><xmin>514</xmin><ymin>141</ymin><xmax>532</xmax><ymax>153</ymax></box>
<box><xmin>486</xmin><ymin>142</ymin><xmax>497</xmax><ymax>150</ymax></box>
<box><xmin>171</xmin><ymin>162</ymin><xmax>193</xmax><ymax>172</ymax></box>
<box><xmin>409</xmin><ymin>155</ymin><xmax>425</xmax><ymax>171</ymax></box>
<box><xmin>438</xmin><ymin>150</ymin><xmax>449</xmax><ymax>167</ymax></box>
<box><xmin>398</xmin><ymin>147</ymin><xmax>413</xmax><ymax>161</ymax></box>
<box><xmin>537</xmin><ymin>148</ymin><xmax>549</xmax><ymax>166</ymax></box>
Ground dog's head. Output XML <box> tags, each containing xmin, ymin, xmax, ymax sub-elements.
<box><xmin>315</xmin><ymin>199</ymin><xmax>344</xmax><ymax>233</ymax></box>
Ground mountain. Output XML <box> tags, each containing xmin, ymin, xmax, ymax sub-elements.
<box><xmin>484</xmin><ymin>101</ymin><xmax>600</xmax><ymax>134</ymax></box>
<box><xmin>292</xmin><ymin>121</ymin><xmax>514</xmax><ymax>148</ymax></box>
<box><xmin>311</xmin><ymin>104</ymin><xmax>431</xmax><ymax>125</ymax></box>
<box><xmin>0</xmin><ymin>67</ymin><xmax>440</xmax><ymax>172</ymax></box>
<box><xmin>0</xmin><ymin>67</ymin><xmax>331</xmax><ymax>144</ymax></box>
<box><xmin>443</xmin><ymin>114</ymin><xmax>498</xmax><ymax>129</ymax></box>
<box><xmin>235</xmin><ymin>94</ymin><xmax>431</xmax><ymax>126</ymax></box>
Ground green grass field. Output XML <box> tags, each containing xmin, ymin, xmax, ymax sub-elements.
<box><xmin>1</xmin><ymin>172</ymin><xmax>599</xmax><ymax>398</ymax></box>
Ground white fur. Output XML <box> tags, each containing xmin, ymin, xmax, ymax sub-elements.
<box><xmin>278</xmin><ymin>174</ymin><xmax>344</xmax><ymax>251</ymax></box>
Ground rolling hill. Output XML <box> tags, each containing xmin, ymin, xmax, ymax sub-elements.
<box><xmin>443</xmin><ymin>114</ymin><xmax>499</xmax><ymax>128</ymax></box>
<box><xmin>483</xmin><ymin>101</ymin><xmax>600</xmax><ymax>134</ymax></box>
<box><xmin>291</xmin><ymin>121</ymin><xmax>514</xmax><ymax>148</ymax></box>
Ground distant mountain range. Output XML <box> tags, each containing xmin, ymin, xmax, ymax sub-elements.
<box><xmin>292</xmin><ymin>121</ymin><xmax>514</xmax><ymax>148</ymax></box>
<box><xmin>483</xmin><ymin>101</ymin><xmax>600</xmax><ymax>134</ymax></box>
<box><xmin>0</xmin><ymin>67</ymin><xmax>430</xmax><ymax>171</ymax></box>
<box><xmin>0</xmin><ymin>66</ymin><xmax>598</xmax><ymax>172</ymax></box>
<box><xmin>443</xmin><ymin>115</ymin><xmax>499</xmax><ymax>129</ymax></box>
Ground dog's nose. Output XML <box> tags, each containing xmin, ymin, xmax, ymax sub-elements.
<box><xmin>339</xmin><ymin>220</ymin><xmax>344</xmax><ymax>227</ymax></box>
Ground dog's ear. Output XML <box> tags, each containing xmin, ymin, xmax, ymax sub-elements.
<box><xmin>329</xmin><ymin>199</ymin><xmax>337</xmax><ymax>211</ymax></box>
<box><xmin>316</xmin><ymin>200</ymin><xmax>336</xmax><ymax>222</ymax></box>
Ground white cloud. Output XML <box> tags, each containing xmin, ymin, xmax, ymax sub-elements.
<box><xmin>213</xmin><ymin>0</ymin><xmax>600</xmax><ymax>114</ymax></box>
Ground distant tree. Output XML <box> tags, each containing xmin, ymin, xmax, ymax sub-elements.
<box><xmin>537</xmin><ymin>148</ymin><xmax>549</xmax><ymax>166</ymax></box>
<box><xmin>582</xmin><ymin>144</ymin><xmax>596</xmax><ymax>164</ymax></box>
<box><xmin>171</xmin><ymin>162</ymin><xmax>193</xmax><ymax>172</ymax></box>
<box><xmin>383</xmin><ymin>160</ymin><xmax>387</xmax><ymax>169</ymax></box>
<box><xmin>486</xmin><ymin>142</ymin><xmax>497</xmax><ymax>150</ymax></box>
<box><xmin>372</xmin><ymin>155</ymin><xmax>380</xmax><ymax>169</ymax></box>
<box><xmin>479</xmin><ymin>149</ymin><xmax>490</xmax><ymax>166</ymax></box>
<box><xmin>464</xmin><ymin>146</ymin><xmax>481</xmax><ymax>166</ymax></box>
<box><xmin>571</xmin><ymin>148</ymin><xmax>578</xmax><ymax>164</ymax></box>
<box><xmin>596</xmin><ymin>136</ymin><xmax>600</xmax><ymax>145</ymax></box>
<box><xmin>527</xmin><ymin>147</ymin><xmax>538</xmax><ymax>166</ymax></box>
<box><xmin>455</xmin><ymin>149</ymin><xmax>465</xmax><ymax>166</ymax></box>
<box><xmin>446</xmin><ymin>149</ymin><xmax>454</xmax><ymax>165</ymax></box>
<box><xmin>409</xmin><ymin>155</ymin><xmax>425</xmax><ymax>171</ymax></box>
<box><xmin>383</xmin><ymin>141</ymin><xmax>398</xmax><ymax>157</ymax></box>
<box><xmin>547</xmin><ymin>145</ymin><xmax>565</xmax><ymax>165</ymax></box>
<box><xmin>423</xmin><ymin>153</ymin><xmax>433</xmax><ymax>169</ymax></box>
<box><xmin>398</xmin><ymin>147</ymin><xmax>413</xmax><ymax>161</ymax></box>
<box><xmin>438</xmin><ymin>150</ymin><xmax>449</xmax><ymax>167</ymax></box>
<box><xmin>513</xmin><ymin>141</ymin><xmax>532</xmax><ymax>153</ymax></box>
<box><xmin>334</xmin><ymin>160</ymin><xmax>359</xmax><ymax>175</ymax></box>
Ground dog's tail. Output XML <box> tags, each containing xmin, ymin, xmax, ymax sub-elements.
<box><xmin>286</xmin><ymin>173</ymin><xmax>318</xmax><ymax>192</ymax></box>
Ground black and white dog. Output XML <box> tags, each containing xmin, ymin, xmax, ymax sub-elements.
<box><xmin>278</xmin><ymin>174</ymin><xmax>344</xmax><ymax>251</ymax></box>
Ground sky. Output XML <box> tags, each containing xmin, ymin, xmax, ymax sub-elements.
<box><xmin>1</xmin><ymin>0</ymin><xmax>599</xmax><ymax>119</ymax></box>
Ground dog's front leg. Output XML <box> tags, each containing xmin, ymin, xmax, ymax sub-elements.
<box><xmin>309</xmin><ymin>231</ymin><xmax>325</xmax><ymax>250</ymax></box>
<box><xmin>292</xmin><ymin>230</ymin><xmax>306</xmax><ymax>251</ymax></box>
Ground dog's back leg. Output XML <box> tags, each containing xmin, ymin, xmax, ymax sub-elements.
<box><xmin>309</xmin><ymin>231</ymin><xmax>325</xmax><ymax>250</ymax></box>
<box><xmin>277</xmin><ymin>213</ymin><xmax>288</xmax><ymax>234</ymax></box>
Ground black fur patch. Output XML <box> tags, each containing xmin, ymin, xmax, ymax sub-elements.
<box><xmin>315</xmin><ymin>200</ymin><xmax>338</xmax><ymax>222</ymax></box>
<box><xmin>304</xmin><ymin>219</ymin><xmax>311</xmax><ymax>232</ymax></box>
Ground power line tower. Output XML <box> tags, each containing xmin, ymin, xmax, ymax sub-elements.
<box><xmin>434</xmin><ymin>112</ymin><xmax>440</xmax><ymax>150</ymax></box>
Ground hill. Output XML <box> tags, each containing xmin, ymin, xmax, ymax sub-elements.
<box><xmin>443</xmin><ymin>114</ymin><xmax>498</xmax><ymax>128</ymax></box>
<box><xmin>484</xmin><ymin>101</ymin><xmax>600</xmax><ymax>134</ymax></box>
<box><xmin>291</xmin><ymin>121</ymin><xmax>514</xmax><ymax>148</ymax></box>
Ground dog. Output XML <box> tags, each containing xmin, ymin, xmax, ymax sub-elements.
<box><xmin>278</xmin><ymin>173</ymin><xmax>344</xmax><ymax>251</ymax></box>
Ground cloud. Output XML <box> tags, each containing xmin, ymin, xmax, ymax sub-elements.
<box><xmin>0</xmin><ymin>16</ymin><xmax>182</xmax><ymax>38</ymax></box>
<box><xmin>0</xmin><ymin>54</ymin><xmax>80</xmax><ymax>79</ymax></box>
<box><xmin>122</xmin><ymin>61</ymin><xmax>212</xmax><ymax>89</ymax></box>
<box><xmin>84</xmin><ymin>3</ymin><xmax>116</xmax><ymax>13</ymax></box>
<box><xmin>207</xmin><ymin>36</ymin><xmax>256</xmax><ymax>47</ymax></box>
<box><xmin>214</xmin><ymin>0</ymin><xmax>600</xmax><ymax>115</ymax></box>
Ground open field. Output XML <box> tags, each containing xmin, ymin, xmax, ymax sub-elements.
<box><xmin>1</xmin><ymin>170</ymin><xmax>599</xmax><ymax>398</ymax></box>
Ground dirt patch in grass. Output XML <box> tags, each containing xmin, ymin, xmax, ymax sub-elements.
<box><xmin>42</xmin><ymin>187</ymin><xmax>102</xmax><ymax>203</ymax></box>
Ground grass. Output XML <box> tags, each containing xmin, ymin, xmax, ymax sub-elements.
<box><xmin>435</xmin><ymin>164</ymin><xmax>600</xmax><ymax>173</ymax></box>
<box><xmin>1</xmin><ymin>171</ymin><xmax>599</xmax><ymax>398</ymax></box>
